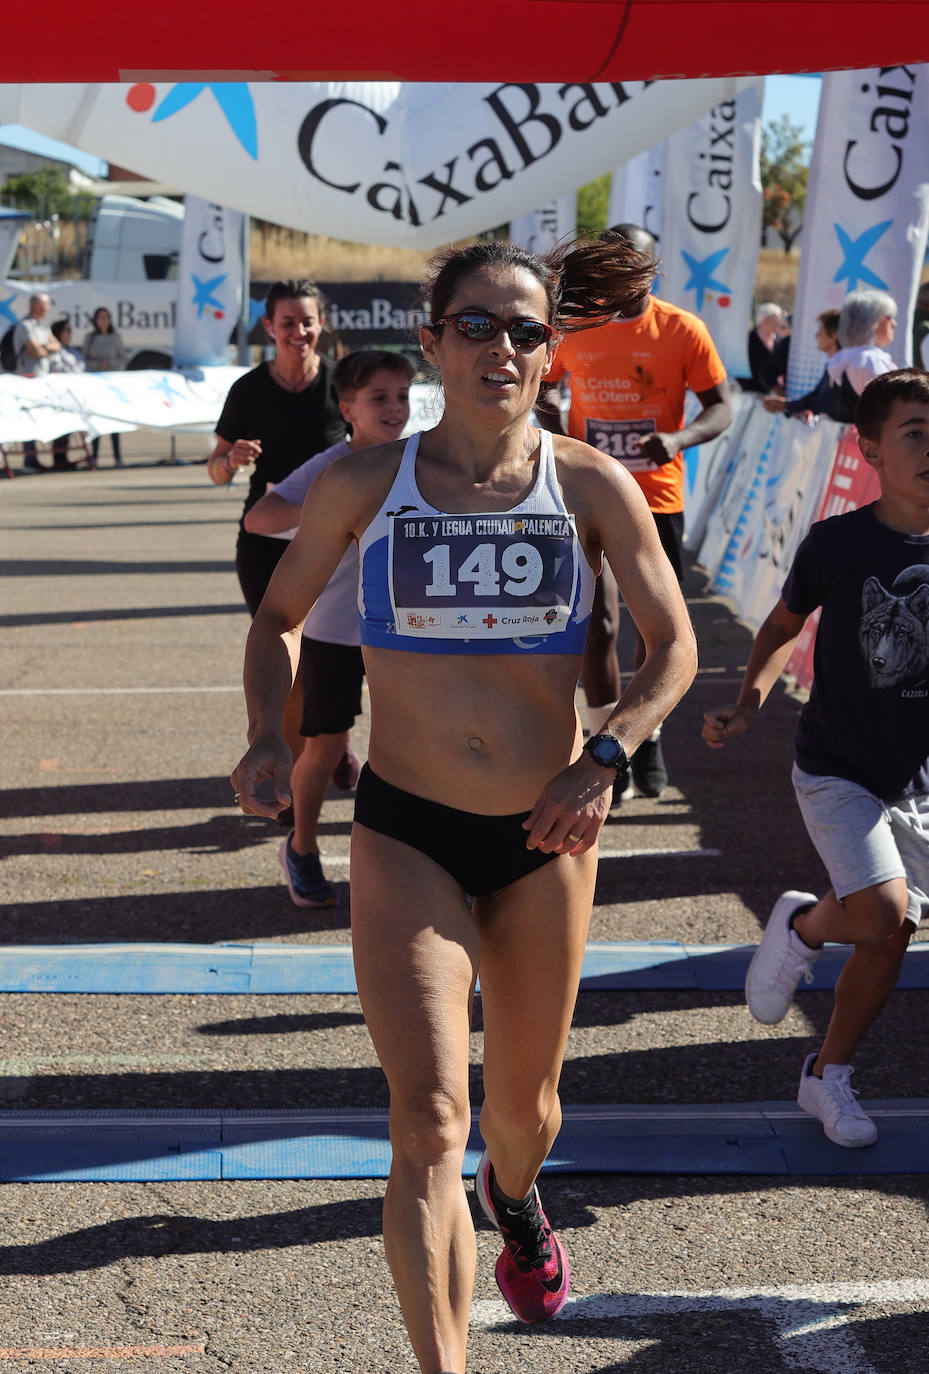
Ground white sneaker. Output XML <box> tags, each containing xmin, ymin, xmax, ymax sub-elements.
<box><xmin>745</xmin><ymin>891</ymin><xmax>820</xmax><ymax>1024</ymax></box>
<box><xmin>797</xmin><ymin>1054</ymin><xmax>878</xmax><ymax>1148</ymax></box>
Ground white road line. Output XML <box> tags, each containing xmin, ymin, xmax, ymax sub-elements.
<box><xmin>472</xmin><ymin>1279</ymin><xmax>929</xmax><ymax>1372</ymax></box>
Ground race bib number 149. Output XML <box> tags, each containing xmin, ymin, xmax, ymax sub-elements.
<box><xmin>389</xmin><ymin>513</ymin><xmax>578</xmax><ymax>639</ymax></box>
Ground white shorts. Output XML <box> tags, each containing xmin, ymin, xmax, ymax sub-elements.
<box><xmin>792</xmin><ymin>764</ymin><xmax>929</xmax><ymax>927</ymax></box>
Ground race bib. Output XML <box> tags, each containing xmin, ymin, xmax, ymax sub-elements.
<box><xmin>389</xmin><ymin>513</ymin><xmax>578</xmax><ymax>639</ymax></box>
<box><xmin>585</xmin><ymin>417</ymin><xmax>656</xmax><ymax>471</ymax></box>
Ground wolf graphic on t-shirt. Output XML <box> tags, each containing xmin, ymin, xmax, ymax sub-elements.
<box><xmin>859</xmin><ymin>566</ymin><xmax>929</xmax><ymax>689</ymax></box>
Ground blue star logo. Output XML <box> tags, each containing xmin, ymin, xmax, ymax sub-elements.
<box><xmin>150</xmin><ymin>374</ymin><xmax>189</xmax><ymax>404</ymax></box>
<box><xmin>103</xmin><ymin>379</ymin><xmax>132</xmax><ymax>404</ymax></box>
<box><xmin>151</xmin><ymin>84</ymin><xmax>258</xmax><ymax>160</ymax></box>
<box><xmin>0</xmin><ymin>292</ymin><xmax>19</xmax><ymax>326</ymax></box>
<box><xmin>248</xmin><ymin>295</ymin><xmax>266</xmax><ymax>330</ymax></box>
<box><xmin>680</xmin><ymin>247</ymin><xmax>731</xmax><ymax>311</ymax></box>
<box><xmin>833</xmin><ymin>220</ymin><xmax>892</xmax><ymax>291</ymax></box>
<box><xmin>191</xmin><ymin>274</ymin><xmax>227</xmax><ymax>318</ymax></box>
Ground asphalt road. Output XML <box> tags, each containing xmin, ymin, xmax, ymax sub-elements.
<box><xmin>1</xmin><ymin>438</ymin><xmax>927</xmax><ymax>1373</ymax></box>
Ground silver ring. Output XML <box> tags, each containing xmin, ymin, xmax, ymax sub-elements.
<box><xmin>567</xmin><ymin>832</ymin><xmax>583</xmax><ymax>844</ymax></box>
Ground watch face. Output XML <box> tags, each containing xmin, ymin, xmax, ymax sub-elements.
<box><xmin>590</xmin><ymin>734</ymin><xmax>623</xmax><ymax>767</ymax></box>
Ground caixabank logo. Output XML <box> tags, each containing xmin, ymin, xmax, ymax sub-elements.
<box><xmin>829</xmin><ymin>65</ymin><xmax>921</xmax><ymax>291</ymax></box>
<box><xmin>296</xmin><ymin>81</ymin><xmax>655</xmax><ymax>227</ymax></box>
<box><xmin>125</xmin><ymin>83</ymin><xmax>259</xmax><ymax>160</ymax></box>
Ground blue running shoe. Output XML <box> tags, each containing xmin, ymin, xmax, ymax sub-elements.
<box><xmin>279</xmin><ymin>832</ymin><xmax>336</xmax><ymax>908</ymax></box>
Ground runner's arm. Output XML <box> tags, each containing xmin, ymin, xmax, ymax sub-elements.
<box><xmin>702</xmin><ymin>597</ymin><xmax>807</xmax><ymax>747</ymax></box>
<box><xmin>243</xmin><ymin>491</ymin><xmax>303</xmax><ymax>535</ymax></box>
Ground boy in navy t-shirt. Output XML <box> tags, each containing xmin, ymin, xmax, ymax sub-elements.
<box><xmin>703</xmin><ymin>369</ymin><xmax>929</xmax><ymax>1148</ymax></box>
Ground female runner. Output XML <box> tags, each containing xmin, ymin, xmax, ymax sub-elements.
<box><xmin>231</xmin><ymin>240</ymin><xmax>697</xmax><ymax>1373</ymax></box>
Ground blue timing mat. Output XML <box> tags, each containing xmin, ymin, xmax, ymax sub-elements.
<box><xmin>1</xmin><ymin>941</ymin><xmax>927</xmax><ymax>994</ymax></box>
<box><xmin>0</xmin><ymin>1103</ymin><xmax>926</xmax><ymax>1182</ymax></box>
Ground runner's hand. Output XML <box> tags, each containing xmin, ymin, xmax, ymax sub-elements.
<box><xmin>522</xmin><ymin>755</ymin><xmax>614</xmax><ymax>854</ymax></box>
<box><xmin>701</xmin><ymin>703</ymin><xmax>756</xmax><ymax>749</ymax></box>
<box><xmin>231</xmin><ymin>732</ymin><xmax>292</xmax><ymax>818</ymax></box>
<box><xmin>638</xmin><ymin>431</ymin><xmax>679</xmax><ymax>466</ymax></box>
<box><xmin>228</xmin><ymin>439</ymin><xmax>262</xmax><ymax>471</ymax></box>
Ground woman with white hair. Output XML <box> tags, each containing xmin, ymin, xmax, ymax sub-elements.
<box><xmin>747</xmin><ymin>301</ymin><xmax>787</xmax><ymax>391</ymax></box>
<box><xmin>828</xmin><ymin>289</ymin><xmax>897</xmax><ymax>421</ymax></box>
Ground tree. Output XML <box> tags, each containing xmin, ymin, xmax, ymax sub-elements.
<box><xmin>1</xmin><ymin>167</ymin><xmax>76</xmax><ymax>218</ymax></box>
<box><xmin>760</xmin><ymin>115</ymin><xmax>810</xmax><ymax>254</ymax></box>
<box><xmin>576</xmin><ymin>173</ymin><xmax>611</xmax><ymax>236</ymax></box>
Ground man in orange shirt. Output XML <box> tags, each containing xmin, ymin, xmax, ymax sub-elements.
<box><xmin>540</xmin><ymin>224</ymin><xmax>731</xmax><ymax>796</ymax></box>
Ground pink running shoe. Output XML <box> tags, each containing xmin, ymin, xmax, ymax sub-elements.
<box><xmin>474</xmin><ymin>1150</ymin><xmax>570</xmax><ymax>1323</ymax></box>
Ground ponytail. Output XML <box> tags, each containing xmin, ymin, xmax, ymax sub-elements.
<box><xmin>546</xmin><ymin>238</ymin><xmax>658</xmax><ymax>334</ymax></box>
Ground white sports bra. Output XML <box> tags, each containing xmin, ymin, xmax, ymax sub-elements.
<box><xmin>357</xmin><ymin>429</ymin><xmax>596</xmax><ymax>655</ymax></box>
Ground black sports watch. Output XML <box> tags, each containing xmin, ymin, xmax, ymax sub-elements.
<box><xmin>583</xmin><ymin>732</ymin><xmax>628</xmax><ymax>775</ymax></box>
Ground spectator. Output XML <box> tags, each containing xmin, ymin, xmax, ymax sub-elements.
<box><xmin>48</xmin><ymin>319</ymin><xmax>86</xmax><ymax>471</ymax></box>
<box><xmin>747</xmin><ymin>302</ymin><xmax>788</xmax><ymax>392</ymax></box>
<box><xmin>83</xmin><ymin>306</ymin><xmax>129</xmax><ymax>467</ymax></box>
<box><xmin>763</xmin><ymin>309</ymin><xmax>841</xmax><ymax>420</ymax></box>
<box><xmin>13</xmin><ymin>292</ymin><xmax>60</xmax><ymax>472</ymax></box>
<box><xmin>827</xmin><ymin>289</ymin><xmax>897</xmax><ymax>423</ymax></box>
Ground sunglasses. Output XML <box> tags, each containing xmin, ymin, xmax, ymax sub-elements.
<box><xmin>432</xmin><ymin>311</ymin><xmax>554</xmax><ymax>350</ymax></box>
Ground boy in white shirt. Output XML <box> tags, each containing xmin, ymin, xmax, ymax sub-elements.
<box><xmin>245</xmin><ymin>349</ymin><xmax>414</xmax><ymax>906</ymax></box>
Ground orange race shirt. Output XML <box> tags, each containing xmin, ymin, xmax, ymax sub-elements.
<box><xmin>546</xmin><ymin>296</ymin><xmax>727</xmax><ymax>514</ymax></box>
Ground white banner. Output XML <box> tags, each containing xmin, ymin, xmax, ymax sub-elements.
<box><xmin>0</xmin><ymin>371</ymin><xmax>440</xmax><ymax>445</ymax></box>
<box><xmin>509</xmin><ymin>196</ymin><xmax>576</xmax><ymax>253</ymax></box>
<box><xmin>696</xmin><ymin>401</ymin><xmax>842</xmax><ymax>627</ymax></box>
<box><xmin>1</xmin><ymin>278</ymin><xmax>176</xmax><ymax>355</ymax></box>
<box><xmin>660</xmin><ymin>83</ymin><xmax>764</xmax><ymax>380</ymax></box>
<box><xmin>0</xmin><ymin>367</ymin><xmax>246</xmax><ymax>443</ymax></box>
<box><xmin>607</xmin><ymin>145</ymin><xmax>664</xmax><ymax>243</ymax></box>
<box><xmin>682</xmin><ymin>388</ymin><xmax>751</xmax><ymax>550</ymax></box>
<box><xmin>787</xmin><ymin>64</ymin><xmax>929</xmax><ymax>399</ymax></box>
<box><xmin>0</xmin><ymin>79</ymin><xmax>756</xmax><ymax>250</ymax></box>
<box><xmin>174</xmin><ymin>196</ymin><xmax>244</xmax><ymax>368</ymax></box>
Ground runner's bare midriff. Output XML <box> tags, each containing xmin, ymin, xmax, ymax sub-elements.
<box><xmin>363</xmin><ymin>645</ymin><xmax>585</xmax><ymax>813</ymax></box>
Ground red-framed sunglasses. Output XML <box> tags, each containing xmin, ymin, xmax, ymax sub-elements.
<box><xmin>432</xmin><ymin>311</ymin><xmax>554</xmax><ymax>350</ymax></box>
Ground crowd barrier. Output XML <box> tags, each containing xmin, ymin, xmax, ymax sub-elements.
<box><xmin>684</xmin><ymin>392</ymin><xmax>879</xmax><ymax>690</ymax></box>
<box><xmin>3</xmin><ymin>373</ymin><xmax>877</xmax><ymax>689</ymax></box>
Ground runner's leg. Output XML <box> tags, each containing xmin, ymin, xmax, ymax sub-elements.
<box><xmin>476</xmin><ymin>848</ymin><xmax>596</xmax><ymax>1199</ymax></box>
<box><xmin>351</xmin><ymin>824</ymin><xmax>480</xmax><ymax>1374</ymax></box>
<box><xmin>291</xmin><ymin>729</ymin><xmax>348</xmax><ymax>854</ymax></box>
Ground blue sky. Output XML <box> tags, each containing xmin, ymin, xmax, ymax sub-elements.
<box><xmin>760</xmin><ymin>73</ymin><xmax>822</xmax><ymax>146</ymax></box>
<box><xmin>0</xmin><ymin>74</ymin><xmax>823</xmax><ymax>183</ymax></box>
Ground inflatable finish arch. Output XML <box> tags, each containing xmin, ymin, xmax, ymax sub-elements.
<box><xmin>3</xmin><ymin>2</ymin><xmax>928</xmax><ymax>82</ymax></box>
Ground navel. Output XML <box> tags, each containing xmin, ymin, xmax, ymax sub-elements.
<box><xmin>467</xmin><ymin>736</ymin><xmax>485</xmax><ymax>752</ymax></box>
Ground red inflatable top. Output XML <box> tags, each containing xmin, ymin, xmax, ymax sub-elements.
<box><xmin>5</xmin><ymin>1</ymin><xmax>927</xmax><ymax>82</ymax></box>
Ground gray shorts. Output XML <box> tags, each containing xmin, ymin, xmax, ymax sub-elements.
<box><xmin>792</xmin><ymin>764</ymin><xmax>929</xmax><ymax>928</ymax></box>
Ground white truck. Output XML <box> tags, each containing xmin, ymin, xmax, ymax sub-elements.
<box><xmin>3</xmin><ymin>193</ymin><xmax>182</xmax><ymax>368</ymax></box>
